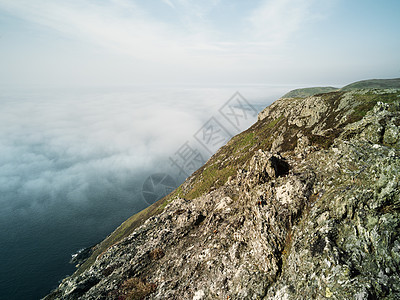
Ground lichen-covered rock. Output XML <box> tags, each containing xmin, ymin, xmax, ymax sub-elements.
<box><xmin>267</xmin><ymin>138</ymin><xmax>400</xmax><ymax>299</ymax></box>
<box><xmin>44</xmin><ymin>89</ymin><xmax>400</xmax><ymax>300</ymax></box>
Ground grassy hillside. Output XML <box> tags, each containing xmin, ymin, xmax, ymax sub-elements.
<box><xmin>281</xmin><ymin>86</ymin><xmax>338</xmax><ymax>98</ymax></box>
<box><xmin>341</xmin><ymin>78</ymin><xmax>400</xmax><ymax>90</ymax></box>
<box><xmin>281</xmin><ymin>77</ymin><xmax>400</xmax><ymax>99</ymax></box>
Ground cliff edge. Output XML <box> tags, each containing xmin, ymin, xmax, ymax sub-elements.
<box><xmin>45</xmin><ymin>88</ymin><xmax>400</xmax><ymax>299</ymax></box>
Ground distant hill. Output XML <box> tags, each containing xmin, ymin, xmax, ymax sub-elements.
<box><xmin>341</xmin><ymin>78</ymin><xmax>400</xmax><ymax>90</ymax></box>
<box><xmin>281</xmin><ymin>78</ymin><xmax>400</xmax><ymax>99</ymax></box>
<box><xmin>281</xmin><ymin>86</ymin><xmax>338</xmax><ymax>98</ymax></box>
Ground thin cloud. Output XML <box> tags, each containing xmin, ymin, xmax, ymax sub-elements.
<box><xmin>247</xmin><ymin>0</ymin><xmax>317</xmax><ymax>45</ymax></box>
<box><xmin>0</xmin><ymin>0</ymin><xmax>327</xmax><ymax>62</ymax></box>
<box><xmin>0</xmin><ymin>0</ymin><xmax>187</xmax><ymax>60</ymax></box>
<box><xmin>0</xmin><ymin>0</ymin><xmax>343</xmax><ymax>86</ymax></box>
<box><xmin>161</xmin><ymin>0</ymin><xmax>176</xmax><ymax>9</ymax></box>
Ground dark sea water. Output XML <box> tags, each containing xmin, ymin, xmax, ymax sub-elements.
<box><xmin>0</xmin><ymin>85</ymin><xmax>291</xmax><ymax>300</ymax></box>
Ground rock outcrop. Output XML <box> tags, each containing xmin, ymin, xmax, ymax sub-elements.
<box><xmin>45</xmin><ymin>88</ymin><xmax>400</xmax><ymax>299</ymax></box>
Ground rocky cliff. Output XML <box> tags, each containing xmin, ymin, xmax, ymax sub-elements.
<box><xmin>45</xmin><ymin>88</ymin><xmax>400</xmax><ymax>299</ymax></box>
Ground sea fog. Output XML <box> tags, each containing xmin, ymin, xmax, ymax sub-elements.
<box><xmin>0</xmin><ymin>85</ymin><xmax>292</xmax><ymax>299</ymax></box>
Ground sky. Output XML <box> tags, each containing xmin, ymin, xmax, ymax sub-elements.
<box><xmin>0</xmin><ymin>0</ymin><xmax>399</xmax><ymax>87</ymax></box>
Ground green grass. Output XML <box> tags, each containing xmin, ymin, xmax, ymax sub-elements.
<box><xmin>265</xmin><ymin>115</ymin><xmax>283</xmax><ymax>129</ymax></box>
<box><xmin>348</xmin><ymin>91</ymin><xmax>400</xmax><ymax>122</ymax></box>
<box><xmin>230</xmin><ymin>131</ymin><xmax>256</xmax><ymax>154</ymax></box>
<box><xmin>235</xmin><ymin>132</ymin><xmax>255</xmax><ymax>148</ymax></box>
<box><xmin>282</xmin><ymin>87</ymin><xmax>338</xmax><ymax>98</ymax></box>
<box><xmin>341</xmin><ymin>78</ymin><xmax>400</xmax><ymax>91</ymax></box>
<box><xmin>185</xmin><ymin>163</ymin><xmax>236</xmax><ymax>200</ymax></box>
<box><xmin>281</xmin><ymin>78</ymin><xmax>400</xmax><ymax>99</ymax></box>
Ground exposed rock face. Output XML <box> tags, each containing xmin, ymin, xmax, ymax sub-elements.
<box><xmin>45</xmin><ymin>89</ymin><xmax>400</xmax><ymax>299</ymax></box>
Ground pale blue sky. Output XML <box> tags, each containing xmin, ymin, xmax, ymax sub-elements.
<box><xmin>0</xmin><ymin>0</ymin><xmax>399</xmax><ymax>87</ymax></box>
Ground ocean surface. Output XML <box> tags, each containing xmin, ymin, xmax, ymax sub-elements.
<box><xmin>0</xmin><ymin>85</ymin><xmax>294</xmax><ymax>300</ymax></box>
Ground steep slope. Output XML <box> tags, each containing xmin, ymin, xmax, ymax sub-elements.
<box><xmin>45</xmin><ymin>88</ymin><xmax>400</xmax><ymax>299</ymax></box>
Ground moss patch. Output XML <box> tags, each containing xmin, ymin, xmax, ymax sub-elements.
<box><xmin>185</xmin><ymin>163</ymin><xmax>236</xmax><ymax>200</ymax></box>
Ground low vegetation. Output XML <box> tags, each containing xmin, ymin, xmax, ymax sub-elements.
<box><xmin>341</xmin><ymin>78</ymin><xmax>400</xmax><ymax>90</ymax></box>
<box><xmin>115</xmin><ymin>278</ymin><xmax>156</xmax><ymax>300</ymax></box>
<box><xmin>282</xmin><ymin>87</ymin><xmax>338</xmax><ymax>98</ymax></box>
